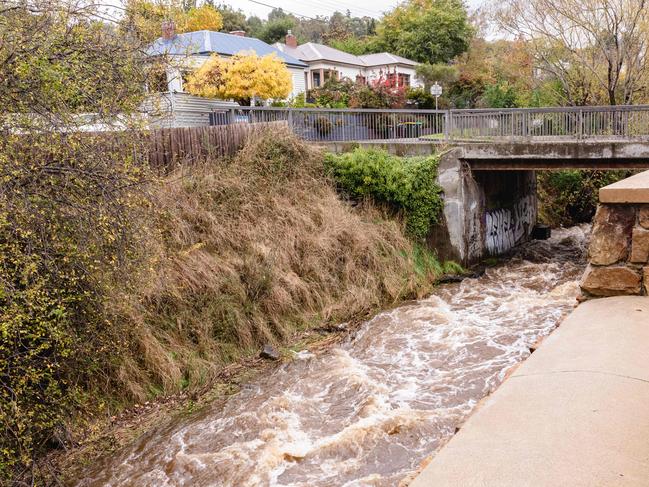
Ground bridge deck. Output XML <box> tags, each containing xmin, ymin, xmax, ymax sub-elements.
<box><xmin>317</xmin><ymin>139</ymin><xmax>649</xmax><ymax>170</ymax></box>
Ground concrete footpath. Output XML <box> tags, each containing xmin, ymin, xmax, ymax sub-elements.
<box><xmin>411</xmin><ymin>296</ymin><xmax>649</xmax><ymax>487</ymax></box>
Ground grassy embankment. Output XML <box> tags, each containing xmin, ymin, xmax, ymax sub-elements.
<box><xmin>2</xmin><ymin>127</ymin><xmax>459</xmax><ymax>482</ymax></box>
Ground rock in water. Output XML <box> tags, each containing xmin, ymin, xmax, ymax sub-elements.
<box><xmin>260</xmin><ymin>344</ymin><xmax>280</xmax><ymax>360</ymax></box>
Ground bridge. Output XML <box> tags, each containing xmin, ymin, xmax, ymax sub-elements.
<box><xmin>230</xmin><ymin>105</ymin><xmax>649</xmax><ymax>262</ymax></box>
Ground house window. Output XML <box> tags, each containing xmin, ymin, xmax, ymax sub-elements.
<box><xmin>387</xmin><ymin>72</ymin><xmax>397</xmax><ymax>87</ymax></box>
<box><xmin>355</xmin><ymin>75</ymin><xmax>366</xmax><ymax>85</ymax></box>
<box><xmin>312</xmin><ymin>71</ymin><xmax>321</xmax><ymax>87</ymax></box>
<box><xmin>398</xmin><ymin>73</ymin><xmax>411</xmax><ymax>87</ymax></box>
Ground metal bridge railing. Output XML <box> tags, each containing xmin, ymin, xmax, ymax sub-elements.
<box><xmin>209</xmin><ymin>105</ymin><xmax>649</xmax><ymax>142</ymax></box>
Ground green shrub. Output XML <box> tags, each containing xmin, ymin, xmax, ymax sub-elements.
<box><xmin>407</xmin><ymin>87</ymin><xmax>437</xmax><ymax>109</ymax></box>
<box><xmin>480</xmin><ymin>80</ymin><xmax>520</xmax><ymax>108</ymax></box>
<box><xmin>325</xmin><ymin>149</ymin><xmax>443</xmax><ymax>239</ymax></box>
<box><xmin>537</xmin><ymin>169</ymin><xmax>634</xmax><ymax>226</ymax></box>
<box><xmin>308</xmin><ymin>78</ymin><xmax>353</xmax><ymax>108</ymax></box>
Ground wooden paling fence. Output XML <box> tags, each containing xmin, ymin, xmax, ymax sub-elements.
<box><xmin>148</xmin><ymin>120</ymin><xmax>288</xmax><ymax>171</ymax></box>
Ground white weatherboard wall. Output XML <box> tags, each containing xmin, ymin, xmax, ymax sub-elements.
<box><xmin>144</xmin><ymin>92</ymin><xmax>239</xmax><ymax>128</ymax></box>
<box><xmin>364</xmin><ymin>65</ymin><xmax>423</xmax><ymax>88</ymax></box>
<box><xmin>304</xmin><ymin>61</ymin><xmax>421</xmax><ymax>90</ymax></box>
<box><xmin>288</xmin><ymin>66</ymin><xmax>306</xmax><ymax>98</ymax></box>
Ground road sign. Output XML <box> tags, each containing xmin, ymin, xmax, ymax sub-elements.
<box><xmin>430</xmin><ymin>82</ymin><xmax>443</xmax><ymax>110</ymax></box>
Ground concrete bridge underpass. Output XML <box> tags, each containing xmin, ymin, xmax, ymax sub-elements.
<box><xmin>320</xmin><ymin>139</ymin><xmax>649</xmax><ymax>263</ymax></box>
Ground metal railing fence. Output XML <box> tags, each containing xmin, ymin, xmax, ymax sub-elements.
<box><xmin>208</xmin><ymin>105</ymin><xmax>649</xmax><ymax>142</ymax></box>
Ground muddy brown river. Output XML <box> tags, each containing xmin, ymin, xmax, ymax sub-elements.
<box><xmin>79</xmin><ymin>226</ymin><xmax>589</xmax><ymax>487</ymax></box>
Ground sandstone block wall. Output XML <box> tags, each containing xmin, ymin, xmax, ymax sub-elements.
<box><xmin>580</xmin><ymin>204</ymin><xmax>649</xmax><ymax>296</ymax></box>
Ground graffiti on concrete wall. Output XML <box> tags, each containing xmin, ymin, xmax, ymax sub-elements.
<box><xmin>485</xmin><ymin>194</ymin><xmax>536</xmax><ymax>255</ymax></box>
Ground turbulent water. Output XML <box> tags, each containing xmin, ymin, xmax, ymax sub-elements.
<box><xmin>80</xmin><ymin>226</ymin><xmax>589</xmax><ymax>487</ymax></box>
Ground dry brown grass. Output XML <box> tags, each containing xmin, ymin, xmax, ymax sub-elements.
<box><xmin>112</xmin><ymin>127</ymin><xmax>440</xmax><ymax>401</ymax></box>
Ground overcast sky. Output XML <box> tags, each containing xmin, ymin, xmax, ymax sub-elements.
<box><xmin>225</xmin><ymin>0</ymin><xmax>486</xmax><ymax>20</ymax></box>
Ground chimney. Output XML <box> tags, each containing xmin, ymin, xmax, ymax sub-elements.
<box><xmin>161</xmin><ymin>20</ymin><xmax>176</xmax><ymax>40</ymax></box>
<box><xmin>286</xmin><ymin>30</ymin><xmax>298</xmax><ymax>48</ymax></box>
<box><xmin>230</xmin><ymin>30</ymin><xmax>246</xmax><ymax>37</ymax></box>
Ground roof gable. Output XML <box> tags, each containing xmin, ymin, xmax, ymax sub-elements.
<box><xmin>358</xmin><ymin>53</ymin><xmax>418</xmax><ymax>67</ymax></box>
<box><xmin>274</xmin><ymin>41</ymin><xmax>418</xmax><ymax>68</ymax></box>
<box><xmin>148</xmin><ymin>31</ymin><xmax>307</xmax><ymax>67</ymax></box>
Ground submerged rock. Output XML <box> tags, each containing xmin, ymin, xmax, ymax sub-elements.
<box><xmin>260</xmin><ymin>344</ymin><xmax>280</xmax><ymax>360</ymax></box>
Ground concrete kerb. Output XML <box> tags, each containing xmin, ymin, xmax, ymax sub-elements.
<box><xmin>410</xmin><ymin>296</ymin><xmax>649</xmax><ymax>487</ymax></box>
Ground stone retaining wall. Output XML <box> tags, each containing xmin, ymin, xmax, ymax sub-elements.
<box><xmin>580</xmin><ymin>203</ymin><xmax>649</xmax><ymax>296</ymax></box>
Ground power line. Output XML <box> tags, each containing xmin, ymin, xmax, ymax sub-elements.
<box><xmin>296</xmin><ymin>0</ymin><xmax>383</xmax><ymax>18</ymax></box>
<box><xmin>246</xmin><ymin>0</ymin><xmax>383</xmax><ymax>21</ymax></box>
<box><xmin>246</xmin><ymin>0</ymin><xmax>319</xmax><ymax>20</ymax></box>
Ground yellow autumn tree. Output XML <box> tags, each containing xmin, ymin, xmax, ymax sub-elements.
<box><xmin>185</xmin><ymin>51</ymin><xmax>292</xmax><ymax>103</ymax></box>
<box><xmin>184</xmin><ymin>5</ymin><xmax>223</xmax><ymax>32</ymax></box>
<box><xmin>122</xmin><ymin>1</ymin><xmax>223</xmax><ymax>41</ymax></box>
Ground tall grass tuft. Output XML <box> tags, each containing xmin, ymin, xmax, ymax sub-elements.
<box><xmin>113</xmin><ymin>127</ymin><xmax>445</xmax><ymax>401</ymax></box>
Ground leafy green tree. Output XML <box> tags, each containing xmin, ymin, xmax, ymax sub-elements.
<box><xmin>376</xmin><ymin>0</ymin><xmax>473</xmax><ymax>63</ymax></box>
<box><xmin>210</xmin><ymin>2</ymin><xmax>248</xmax><ymax>32</ymax></box>
<box><xmin>415</xmin><ymin>63</ymin><xmax>459</xmax><ymax>91</ymax></box>
<box><xmin>480</xmin><ymin>80</ymin><xmax>519</xmax><ymax>108</ymax></box>
<box><xmin>246</xmin><ymin>15</ymin><xmax>264</xmax><ymax>38</ymax></box>
<box><xmin>328</xmin><ymin>36</ymin><xmax>376</xmax><ymax>55</ymax></box>
<box><xmin>258</xmin><ymin>17</ymin><xmax>295</xmax><ymax>44</ymax></box>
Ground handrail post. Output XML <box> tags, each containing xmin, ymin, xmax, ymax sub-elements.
<box><xmin>445</xmin><ymin>110</ymin><xmax>453</xmax><ymax>141</ymax></box>
<box><xmin>287</xmin><ymin>109</ymin><xmax>293</xmax><ymax>130</ymax></box>
<box><xmin>577</xmin><ymin>108</ymin><xmax>583</xmax><ymax>139</ymax></box>
<box><xmin>522</xmin><ymin>112</ymin><xmax>528</xmax><ymax>139</ymax></box>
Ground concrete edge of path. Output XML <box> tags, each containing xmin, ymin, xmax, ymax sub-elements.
<box><xmin>410</xmin><ymin>295</ymin><xmax>649</xmax><ymax>487</ymax></box>
<box><xmin>600</xmin><ymin>169</ymin><xmax>649</xmax><ymax>203</ymax></box>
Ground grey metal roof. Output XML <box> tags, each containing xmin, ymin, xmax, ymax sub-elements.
<box><xmin>274</xmin><ymin>42</ymin><xmax>418</xmax><ymax>68</ymax></box>
<box><xmin>148</xmin><ymin>31</ymin><xmax>307</xmax><ymax>68</ymax></box>
<box><xmin>358</xmin><ymin>53</ymin><xmax>418</xmax><ymax>67</ymax></box>
<box><xmin>276</xmin><ymin>42</ymin><xmax>365</xmax><ymax>66</ymax></box>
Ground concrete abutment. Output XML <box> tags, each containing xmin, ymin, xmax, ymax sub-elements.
<box><xmin>430</xmin><ymin>148</ymin><xmax>537</xmax><ymax>264</ymax></box>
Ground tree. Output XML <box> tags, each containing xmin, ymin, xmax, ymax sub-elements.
<box><xmin>185</xmin><ymin>52</ymin><xmax>292</xmax><ymax>104</ymax></box>
<box><xmin>184</xmin><ymin>4</ymin><xmax>223</xmax><ymax>32</ymax></box>
<box><xmin>121</xmin><ymin>0</ymin><xmax>186</xmax><ymax>41</ymax></box>
<box><xmin>212</xmin><ymin>2</ymin><xmax>247</xmax><ymax>32</ymax></box>
<box><xmin>258</xmin><ymin>17</ymin><xmax>295</xmax><ymax>44</ymax></box>
<box><xmin>328</xmin><ymin>36</ymin><xmax>376</xmax><ymax>55</ymax></box>
<box><xmin>496</xmin><ymin>0</ymin><xmax>649</xmax><ymax>105</ymax></box>
<box><xmin>376</xmin><ymin>0</ymin><xmax>473</xmax><ymax>63</ymax></box>
<box><xmin>122</xmin><ymin>1</ymin><xmax>223</xmax><ymax>41</ymax></box>
<box><xmin>415</xmin><ymin>63</ymin><xmax>459</xmax><ymax>91</ymax></box>
<box><xmin>1</xmin><ymin>0</ymin><xmax>154</xmax><ymax>480</ymax></box>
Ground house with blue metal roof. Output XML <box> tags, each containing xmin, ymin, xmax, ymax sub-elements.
<box><xmin>148</xmin><ymin>28</ymin><xmax>308</xmax><ymax>100</ymax></box>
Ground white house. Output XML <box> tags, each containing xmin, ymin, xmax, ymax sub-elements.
<box><xmin>274</xmin><ymin>31</ymin><xmax>422</xmax><ymax>90</ymax></box>
<box><xmin>147</xmin><ymin>24</ymin><xmax>308</xmax><ymax>100</ymax></box>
